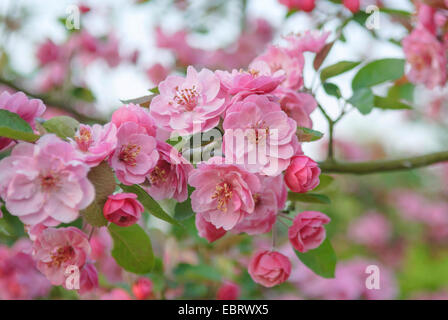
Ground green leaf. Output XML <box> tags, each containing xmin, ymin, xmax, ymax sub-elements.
<box><xmin>174</xmin><ymin>187</ymin><xmax>195</xmax><ymax>221</ymax></box>
<box><xmin>119</xmin><ymin>95</ymin><xmax>153</xmax><ymax>107</ymax></box>
<box><xmin>387</xmin><ymin>83</ymin><xmax>414</xmax><ymax>103</ymax></box>
<box><xmin>42</xmin><ymin>116</ymin><xmax>79</xmax><ymax>139</ymax></box>
<box><xmin>348</xmin><ymin>87</ymin><xmax>375</xmax><ymax>115</ymax></box>
<box><xmin>374</xmin><ymin>95</ymin><xmax>412</xmax><ymax>110</ymax></box>
<box><xmin>352</xmin><ymin>58</ymin><xmax>405</xmax><ymax>90</ymax></box>
<box><xmin>320</xmin><ymin>61</ymin><xmax>360</xmax><ymax>82</ymax></box>
<box><xmin>288</xmin><ymin>192</ymin><xmax>331</xmax><ymax>204</ymax></box>
<box><xmin>313</xmin><ymin>41</ymin><xmax>335</xmax><ymax>71</ymax></box>
<box><xmin>81</xmin><ymin>162</ymin><xmax>116</xmax><ymax>227</ymax></box>
<box><xmin>108</xmin><ymin>223</ymin><xmax>154</xmax><ymax>274</ymax></box>
<box><xmin>173</xmin><ymin>263</ymin><xmax>222</xmax><ymax>282</ymax></box>
<box><xmin>314</xmin><ymin>174</ymin><xmax>334</xmax><ymax>192</ymax></box>
<box><xmin>148</xmin><ymin>87</ymin><xmax>159</xmax><ymax>95</ymax></box>
<box><xmin>285</xmin><ymin>9</ymin><xmax>298</xmax><ymax>18</ymax></box>
<box><xmin>295</xmin><ymin>238</ymin><xmax>337</xmax><ymax>278</ymax></box>
<box><xmin>297</xmin><ymin>127</ymin><xmax>324</xmax><ymax>142</ymax></box>
<box><xmin>71</xmin><ymin>87</ymin><xmax>95</xmax><ymax>102</ymax></box>
<box><xmin>0</xmin><ymin>109</ymin><xmax>39</xmax><ymax>142</ymax></box>
<box><xmin>120</xmin><ymin>184</ymin><xmax>182</xmax><ymax>227</ymax></box>
<box><xmin>323</xmin><ymin>82</ymin><xmax>342</xmax><ymax>98</ymax></box>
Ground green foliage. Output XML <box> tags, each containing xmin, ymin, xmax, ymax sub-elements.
<box><xmin>323</xmin><ymin>82</ymin><xmax>342</xmax><ymax>98</ymax></box>
<box><xmin>288</xmin><ymin>192</ymin><xmax>331</xmax><ymax>204</ymax></box>
<box><xmin>374</xmin><ymin>95</ymin><xmax>412</xmax><ymax>110</ymax></box>
<box><xmin>42</xmin><ymin>116</ymin><xmax>79</xmax><ymax>139</ymax></box>
<box><xmin>297</xmin><ymin>127</ymin><xmax>324</xmax><ymax>142</ymax></box>
<box><xmin>174</xmin><ymin>187</ymin><xmax>195</xmax><ymax>221</ymax></box>
<box><xmin>0</xmin><ymin>109</ymin><xmax>39</xmax><ymax>142</ymax></box>
<box><xmin>320</xmin><ymin>61</ymin><xmax>360</xmax><ymax>82</ymax></box>
<box><xmin>352</xmin><ymin>58</ymin><xmax>405</xmax><ymax>90</ymax></box>
<box><xmin>71</xmin><ymin>87</ymin><xmax>96</xmax><ymax>102</ymax></box>
<box><xmin>348</xmin><ymin>87</ymin><xmax>375</xmax><ymax>115</ymax></box>
<box><xmin>294</xmin><ymin>238</ymin><xmax>337</xmax><ymax>278</ymax></box>
<box><xmin>108</xmin><ymin>223</ymin><xmax>154</xmax><ymax>274</ymax></box>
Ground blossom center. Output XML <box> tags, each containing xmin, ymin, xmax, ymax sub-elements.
<box><xmin>247</xmin><ymin>121</ymin><xmax>269</xmax><ymax>145</ymax></box>
<box><xmin>211</xmin><ymin>182</ymin><xmax>233</xmax><ymax>212</ymax></box>
<box><xmin>75</xmin><ymin>127</ymin><xmax>93</xmax><ymax>152</ymax></box>
<box><xmin>40</xmin><ymin>172</ymin><xmax>60</xmax><ymax>191</ymax></box>
<box><xmin>172</xmin><ymin>85</ymin><xmax>199</xmax><ymax>111</ymax></box>
<box><xmin>119</xmin><ymin>143</ymin><xmax>141</xmax><ymax>166</ymax></box>
<box><xmin>149</xmin><ymin>164</ymin><xmax>168</xmax><ymax>185</ymax></box>
<box><xmin>50</xmin><ymin>246</ymin><xmax>75</xmax><ymax>267</ymax></box>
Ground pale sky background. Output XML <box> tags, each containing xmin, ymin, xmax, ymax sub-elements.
<box><xmin>0</xmin><ymin>0</ymin><xmax>444</xmax><ymax>162</ymax></box>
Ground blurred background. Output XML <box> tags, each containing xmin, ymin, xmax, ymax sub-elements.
<box><xmin>1</xmin><ymin>0</ymin><xmax>448</xmax><ymax>300</ymax></box>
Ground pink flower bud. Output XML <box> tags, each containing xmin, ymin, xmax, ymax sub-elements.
<box><xmin>343</xmin><ymin>0</ymin><xmax>360</xmax><ymax>13</ymax></box>
<box><xmin>284</xmin><ymin>155</ymin><xmax>320</xmax><ymax>193</ymax></box>
<box><xmin>288</xmin><ymin>211</ymin><xmax>330</xmax><ymax>253</ymax></box>
<box><xmin>103</xmin><ymin>193</ymin><xmax>144</xmax><ymax>227</ymax></box>
<box><xmin>248</xmin><ymin>250</ymin><xmax>291</xmax><ymax>287</ymax></box>
<box><xmin>217</xmin><ymin>281</ymin><xmax>240</xmax><ymax>300</ymax></box>
<box><xmin>132</xmin><ymin>277</ymin><xmax>153</xmax><ymax>300</ymax></box>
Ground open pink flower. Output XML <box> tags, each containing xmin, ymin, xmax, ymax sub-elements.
<box><xmin>72</xmin><ymin>123</ymin><xmax>117</xmax><ymax>167</ymax></box>
<box><xmin>109</xmin><ymin>122</ymin><xmax>159</xmax><ymax>185</ymax></box>
<box><xmin>195</xmin><ymin>214</ymin><xmax>227</xmax><ymax>243</ymax></box>
<box><xmin>32</xmin><ymin>227</ymin><xmax>91</xmax><ymax>286</ymax></box>
<box><xmin>103</xmin><ymin>193</ymin><xmax>143</xmax><ymax>227</ymax></box>
<box><xmin>0</xmin><ymin>91</ymin><xmax>46</xmax><ymax>152</ymax></box>
<box><xmin>145</xmin><ymin>141</ymin><xmax>193</xmax><ymax>202</ymax></box>
<box><xmin>78</xmin><ymin>263</ymin><xmax>99</xmax><ymax>295</ymax></box>
<box><xmin>251</xmin><ymin>45</ymin><xmax>304</xmax><ymax>90</ymax></box>
<box><xmin>223</xmin><ymin>94</ymin><xmax>299</xmax><ymax>176</ymax></box>
<box><xmin>284</xmin><ymin>155</ymin><xmax>320</xmax><ymax>193</ymax></box>
<box><xmin>216</xmin><ymin>62</ymin><xmax>285</xmax><ymax>100</ymax></box>
<box><xmin>189</xmin><ymin>157</ymin><xmax>261</xmax><ymax>231</ymax></box>
<box><xmin>111</xmin><ymin>103</ymin><xmax>157</xmax><ymax>137</ymax></box>
<box><xmin>403</xmin><ymin>27</ymin><xmax>447</xmax><ymax>89</ymax></box>
<box><xmin>288</xmin><ymin>211</ymin><xmax>330</xmax><ymax>253</ymax></box>
<box><xmin>248</xmin><ymin>250</ymin><xmax>291</xmax><ymax>287</ymax></box>
<box><xmin>150</xmin><ymin>66</ymin><xmax>226</xmax><ymax>135</ymax></box>
<box><xmin>233</xmin><ymin>175</ymin><xmax>287</xmax><ymax>235</ymax></box>
<box><xmin>0</xmin><ymin>135</ymin><xmax>94</xmax><ymax>226</ymax></box>
<box><xmin>275</xmin><ymin>88</ymin><xmax>317</xmax><ymax>128</ymax></box>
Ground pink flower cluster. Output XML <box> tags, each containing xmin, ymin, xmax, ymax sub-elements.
<box><xmin>278</xmin><ymin>0</ymin><xmax>360</xmax><ymax>13</ymax></box>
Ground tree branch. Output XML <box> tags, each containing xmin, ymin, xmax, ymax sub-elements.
<box><xmin>0</xmin><ymin>77</ymin><xmax>106</xmax><ymax>124</ymax></box>
<box><xmin>319</xmin><ymin>151</ymin><xmax>448</xmax><ymax>174</ymax></box>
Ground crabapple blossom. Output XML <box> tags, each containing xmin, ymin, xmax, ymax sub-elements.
<box><xmin>0</xmin><ymin>135</ymin><xmax>94</xmax><ymax>226</ymax></box>
<box><xmin>195</xmin><ymin>214</ymin><xmax>227</xmax><ymax>243</ymax></box>
<box><xmin>78</xmin><ymin>263</ymin><xmax>99</xmax><ymax>295</ymax></box>
<box><xmin>132</xmin><ymin>277</ymin><xmax>153</xmax><ymax>300</ymax></box>
<box><xmin>284</xmin><ymin>155</ymin><xmax>321</xmax><ymax>193</ymax></box>
<box><xmin>0</xmin><ymin>91</ymin><xmax>46</xmax><ymax>152</ymax></box>
<box><xmin>71</xmin><ymin>123</ymin><xmax>117</xmax><ymax>167</ymax></box>
<box><xmin>248</xmin><ymin>250</ymin><xmax>291</xmax><ymax>287</ymax></box>
<box><xmin>103</xmin><ymin>193</ymin><xmax>144</xmax><ymax>227</ymax></box>
<box><xmin>150</xmin><ymin>66</ymin><xmax>226</xmax><ymax>135</ymax></box>
<box><xmin>223</xmin><ymin>94</ymin><xmax>299</xmax><ymax>176</ymax></box>
<box><xmin>348</xmin><ymin>212</ymin><xmax>392</xmax><ymax>248</ymax></box>
<box><xmin>278</xmin><ymin>0</ymin><xmax>316</xmax><ymax>12</ymax></box>
<box><xmin>284</xmin><ymin>31</ymin><xmax>330</xmax><ymax>55</ymax></box>
<box><xmin>145</xmin><ymin>141</ymin><xmax>193</xmax><ymax>202</ymax></box>
<box><xmin>343</xmin><ymin>0</ymin><xmax>360</xmax><ymax>13</ymax></box>
<box><xmin>32</xmin><ymin>227</ymin><xmax>91</xmax><ymax>286</ymax></box>
<box><xmin>188</xmin><ymin>157</ymin><xmax>261</xmax><ymax>231</ymax></box>
<box><xmin>109</xmin><ymin>122</ymin><xmax>159</xmax><ymax>185</ymax></box>
<box><xmin>111</xmin><ymin>103</ymin><xmax>157</xmax><ymax>137</ymax></box>
<box><xmin>288</xmin><ymin>211</ymin><xmax>330</xmax><ymax>253</ymax></box>
<box><xmin>217</xmin><ymin>281</ymin><xmax>240</xmax><ymax>300</ymax></box>
<box><xmin>233</xmin><ymin>175</ymin><xmax>287</xmax><ymax>235</ymax></box>
<box><xmin>275</xmin><ymin>88</ymin><xmax>317</xmax><ymax>128</ymax></box>
<box><xmin>101</xmin><ymin>288</ymin><xmax>132</xmax><ymax>300</ymax></box>
<box><xmin>403</xmin><ymin>27</ymin><xmax>447</xmax><ymax>89</ymax></box>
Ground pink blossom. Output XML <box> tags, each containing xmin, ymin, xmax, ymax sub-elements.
<box><xmin>278</xmin><ymin>0</ymin><xmax>316</xmax><ymax>12</ymax></box>
<box><xmin>36</xmin><ymin>39</ymin><xmax>62</xmax><ymax>66</ymax></box>
<box><xmin>343</xmin><ymin>0</ymin><xmax>360</xmax><ymax>13</ymax></box>
<box><xmin>0</xmin><ymin>135</ymin><xmax>94</xmax><ymax>226</ymax></box>
<box><xmin>417</xmin><ymin>3</ymin><xmax>437</xmax><ymax>35</ymax></box>
<box><xmin>216</xmin><ymin>62</ymin><xmax>285</xmax><ymax>100</ymax></box>
<box><xmin>147</xmin><ymin>63</ymin><xmax>170</xmax><ymax>86</ymax></box>
<box><xmin>150</xmin><ymin>66</ymin><xmax>226</xmax><ymax>135</ymax></box>
<box><xmin>0</xmin><ymin>91</ymin><xmax>46</xmax><ymax>152</ymax></box>
<box><xmin>145</xmin><ymin>141</ymin><xmax>193</xmax><ymax>202</ymax></box>
<box><xmin>348</xmin><ymin>211</ymin><xmax>392</xmax><ymax>248</ymax></box>
<box><xmin>188</xmin><ymin>157</ymin><xmax>261</xmax><ymax>231</ymax></box>
<box><xmin>284</xmin><ymin>31</ymin><xmax>330</xmax><ymax>55</ymax></box>
<box><xmin>403</xmin><ymin>27</ymin><xmax>447</xmax><ymax>89</ymax></box>
<box><xmin>109</xmin><ymin>122</ymin><xmax>159</xmax><ymax>185</ymax></box>
<box><xmin>132</xmin><ymin>277</ymin><xmax>153</xmax><ymax>300</ymax></box>
<box><xmin>111</xmin><ymin>103</ymin><xmax>157</xmax><ymax>137</ymax></box>
<box><xmin>195</xmin><ymin>213</ymin><xmax>227</xmax><ymax>243</ymax></box>
<box><xmin>38</xmin><ymin>62</ymin><xmax>67</xmax><ymax>92</ymax></box>
<box><xmin>288</xmin><ymin>211</ymin><xmax>330</xmax><ymax>253</ymax></box>
<box><xmin>275</xmin><ymin>88</ymin><xmax>316</xmax><ymax>128</ymax></box>
<box><xmin>217</xmin><ymin>281</ymin><xmax>240</xmax><ymax>300</ymax></box>
<box><xmin>233</xmin><ymin>175</ymin><xmax>286</xmax><ymax>235</ymax></box>
<box><xmin>78</xmin><ymin>263</ymin><xmax>99</xmax><ymax>295</ymax></box>
<box><xmin>101</xmin><ymin>288</ymin><xmax>132</xmax><ymax>300</ymax></box>
<box><xmin>284</xmin><ymin>155</ymin><xmax>320</xmax><ymax>193</ymax></box>
<box><xmin>72</xmin><ymin>123</ymin><xmax>117</xmax><ymax>167</ymax></box>
<box><xmin>103</xmin><ymin>192</ymin><xmax>143</xmax><ymax>227</ymax></box>
<box><xmin>248</xmin><ymin>250</ymin><xmax>291</xmax><ymax>287</ymax></box>
<box><xmin>223</xmin><ymin>94</ymin><xmax>299</xmax><ymax>176</ymax></box>
<box><xmin>251</xmin><ymin>45</ymin><xmax>304</xmax><ymax>90</ymax></box>
<box><xmin>32</xmin><ymin>227</ymin><xmax>91</xmax><ymax>286</ymax></box>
